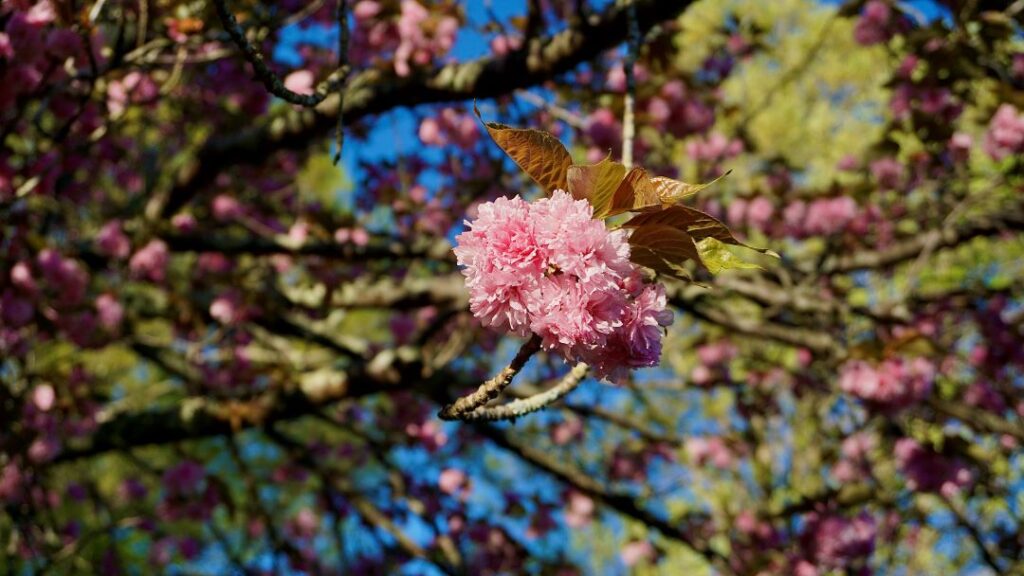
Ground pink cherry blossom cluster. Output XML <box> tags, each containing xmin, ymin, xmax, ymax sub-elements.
<box><xmin>983</xmin><ymin>104</ymin><xmax>1024</xmax><ymax>161</ymax></box>
<box><xmin>453</xmin><ymin>191</ymin><xmax>673</xmax><ymax>381</ymax></box>
<box><xmin>838</xmin><ymin>357</ymin><xmax>935</xmax><ymax>410</ymax></box>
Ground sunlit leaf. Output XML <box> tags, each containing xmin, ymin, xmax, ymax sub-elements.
<box><xmin>475</xmin><ymin>103</ymin><xmax>572</xmax><ymax>194</ymax></box>
<box><xmin>609</xmin><ymin>169</ymin><xmax>730</xmax><ymax>216</ymax></box>
<box><xmin>651</xmin><ymin>170</ymin><xmax>731</xmax><ymax>204</ymax></box>
<box><xmin>695</xmin><ymin>237</ymin><xmax>762</xmax><ymax>274</ymax></box>
<box><xmin>609</xmin><ymin>167</ymin><xmax>660</xmax><ymax>216</ymax></box>
<box><xmin>566</xmin><ymin>155</ymin><xmax>627</xmax><ymax>218</ymax></box>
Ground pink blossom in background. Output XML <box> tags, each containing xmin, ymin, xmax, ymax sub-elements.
<box><xmin>0</xmin><ymin>463</ymin><xmax>23</xmax><ymax>504</ymax></box>
<box><xmin>686</xmin><ymin>436</ymin><xmax>734</xmax><ymax>469</ymax></box>
<box><xmin>211</xmin><ymin>194</ymin><xmax>243</xmax><ymax>221</ymax></box>
<box><xmin>96</xmin><ymin>220</ymin><xmax>131</xmax><ymax>259</ymax></box>
<box><xmin>210</xmin><ymin>292</ymin><xmax>243</xmax><ymax>325</ymax></box>
<box><xmin>95</xmin><ymin>293</ymin><xmax>124</xmax><ymax>330</ymax></box>
<box><xmin>870</xmin><ymin>157</ymin><xmax>905</xmax><ymax>190</ymax></box>
<box><xmin>489</xmin><ymin>34</ymin><xmax>522</xmax><ymax>56</ymax></box>
<box><xmin>833</xmin><ymin>432</ymin><xmax>877</xmax><ymax>482</ymax></box>
<box><xmin>37</xmin><ymin>249</ymin><xmax>88</xmax><ymax>304</ymax></box>
<box><xmin>698</xmin><ymin>341</ymin><xmax>738</xmax><ymax>366</ymax></box>
<box><xmin>418</xmin><ymin>108</ymin><xmax>479</xmax><ymax>149</ymax></box>
<box><xmin>798</xmin><ymin>196</ymin><xmax>859</xmax><ymax>237</ymax></box>
<box><xmin>288</xmin><ymin>508</ymin><xmax>319</xmax><ymax>539</ymax></box>
<box><xmin>352</xmin><ymin>0</ymin><xmax>382</xmax><ymax>21</ymax></box>
<box><xmin>963</xmin><ymin>381</ymin><xmax>1005</xmax><ymax>413</ymax></box>
<box><xmin>171</xmin><ymin>213</ymin><xmax>197</xmax><ymax>232</ymax></box>
<box><xmin>106</xmin><ymin>72</ymin><xmax>158</xmax><ymax>116</ymax></box>
<box><xmin>283</xmin><ymin>70</ymin><xmax>315</xmax><ymax>95</ymax></box>
<box><xmin>948</xmin><ymin>132</ymin><xmax>972</xmax><ymax>163</ymax></box>
<box><xmin>563</xmin><ymin>490</ymin><xmax>594</xmax><ymax>528</ymax></box>
<box><xmin>605</xmin><ymin>63</ymin><xmax>649</xmax><ymax>93</ymax></box>
<box><xmin>727</xmin><ymin>198</ymin><xmax>747</xmax><ymax>227</ymax></box>
<box><xmin>894</xmin><ymin>438</ymin><xmax>972</xmax><ymax>497</ymax></box>
<box><xmin>162</xmin><ymin>460</ymin><xmax>206</xmax><ymax>497</ymax></box>
<box><xmin>31</xmin><ymin>384</ymin><xmax>55</xmax><ymax>412</ymax></box>
<box><xmin>550</xmin><ymin>417</ymin><xmax>583</xmax><ymax>445</ymax></box>
<box><xmin>983</xmin><ymin>104</ymin><xmax>1024</xmax><ymax>161</ymax></box>
<box><xmin>585</xmin><ymin>108</ymin><xmax>622</xmax><ymax>160</ymax></box>
<box><xmin>839</xmin><ymin>357</ymin><xmax>934</xmax><ymax>410</ymax></box>
<box><xmin>438</xmin><ymin>468</ymin><xmax>469</xmax><ymax>495</ymax></box>
<box><xmin>393</xmin><ymin>0</ymin><xmax>457</xmax><ymax>77</ymax></box>
<box><xmin>745</xmin><ymin>196</ymin><xmax>775</xmax><ymax>232</ymax></box>
<box><xmin>10</xmin><ymin>261</ymin><xmax>36</xmax><ymax>293</ymax></box>
<box><xmin>801</xmin><ymin>512</ymin><xmax>877</xmax><ymax>570</ymax></box>
<box><xmin>453</xmin><ymin>191</ymin><xmax>672</xmax><ymax>381</ymax></box>
<box><xmin>129</xmin><ymin>240</ymin><xmax>169</xmax><ymax>282</ymax></box>
<box><xmin>1</xmin><ymin>291</ymin><xmax>33</xmax><ymax>327</ymax></box>
<box><xmin>620</xmin><ymin>540</ymin><xmax>657</xmax><ymax>566</ymax></box>
<box><xmin>686</xmin><ymin>132</ymin><xmax>743</xmax><ymax>164</ymax></box>
<box><xmin>854</xmin><ymin>0</ymin><xmax>893</xmax><ymax>45</ymax></box>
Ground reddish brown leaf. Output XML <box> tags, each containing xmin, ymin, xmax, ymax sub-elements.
<box><xmin>475</xmin><ymin>103</ymin><xmax>572</xmax><ymax>194</ymax></box>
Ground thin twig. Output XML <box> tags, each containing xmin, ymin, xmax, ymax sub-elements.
<box><xmin>620</xmin><ymin>1</ymin><xmax>640</xmax><ymax>169</ymax></box>
<box><xmin>516</xmin><ymin>90</ymin><xmax>588</xmax><ymax>129</ymax></box>
<box><xmin>212</xmin><ymin>0</ymin><xmax>346</xmax><ymax>107</ymax></box>
<box><xmin>438</xmin><ymin>335</ymin><xmax>542</xmax><ymax>420</ymax></box>
<box><xmin>333</xmin><ymin>0</ymin><xmax>350</xmax><ymax>165</ymax></box>
<box><xmin>454</xmin><ymin>363</ymin><xmax>589</xmax><ymax>422</ymax></box>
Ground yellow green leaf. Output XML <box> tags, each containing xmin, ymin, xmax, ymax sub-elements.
<box><xmin>695</xmin><ymin>237</ymin><xmax>762</xmax><ymax>274</ymax></box>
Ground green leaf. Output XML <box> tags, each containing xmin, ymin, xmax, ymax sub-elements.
<box><xmin>627</xmin><ymin>223</ymin><xmax>706</xmax><ymax>276</ymax></box>
<box><xmin>695</xmin><ymin>237</ymin><xmax>762</xmax><ymax>274</ymax></box>
<box><xmin>475</xmin><ymin>103</ymin><xmax>572</xmax><ymax>194</ymax></box>
<box><xmin>566</xmin><ymin>155</ymin><xmax>627</xmax><ymax>218</ymax></box>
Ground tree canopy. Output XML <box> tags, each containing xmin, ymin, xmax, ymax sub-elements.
<box><xmin>1</xmin><ymin>0</ymin><xmax>1024</xmax><ymax>574</ymax></box>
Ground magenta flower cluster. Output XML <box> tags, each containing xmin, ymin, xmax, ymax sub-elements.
<box><xmin>453</xmin><ymin>191</ymin><xmax>673</xmax><ymax>381</ymax></box>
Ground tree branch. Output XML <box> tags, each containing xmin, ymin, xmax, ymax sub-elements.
<box><xmin>156</xmin><ymin>0</ymin><xmax>695</xmax><ymax>217</ymax></box>
<box><xmin>475</xmin><ymin>423</ymin><xmax>730</xmax><ymax>571</ymax></box>
<box><xmin>452</xmin><ymin>362</ymin><xmax>588</xmax><ymax>422</ymax></box>
<box><xmin>438</xmin><ymin>335</ymin><xmax>542</xmax><ymax>420</ymax></box>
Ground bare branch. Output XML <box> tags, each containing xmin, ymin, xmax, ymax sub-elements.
<box><xmin>453</xmin><ymin>362</ymin><xmax>589</xmax><ymax>422</ymax></box>
<box><xmin>438</xmin><ymin>336</ymin><xmax>542</xmax><ymax>420</ymax></box>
